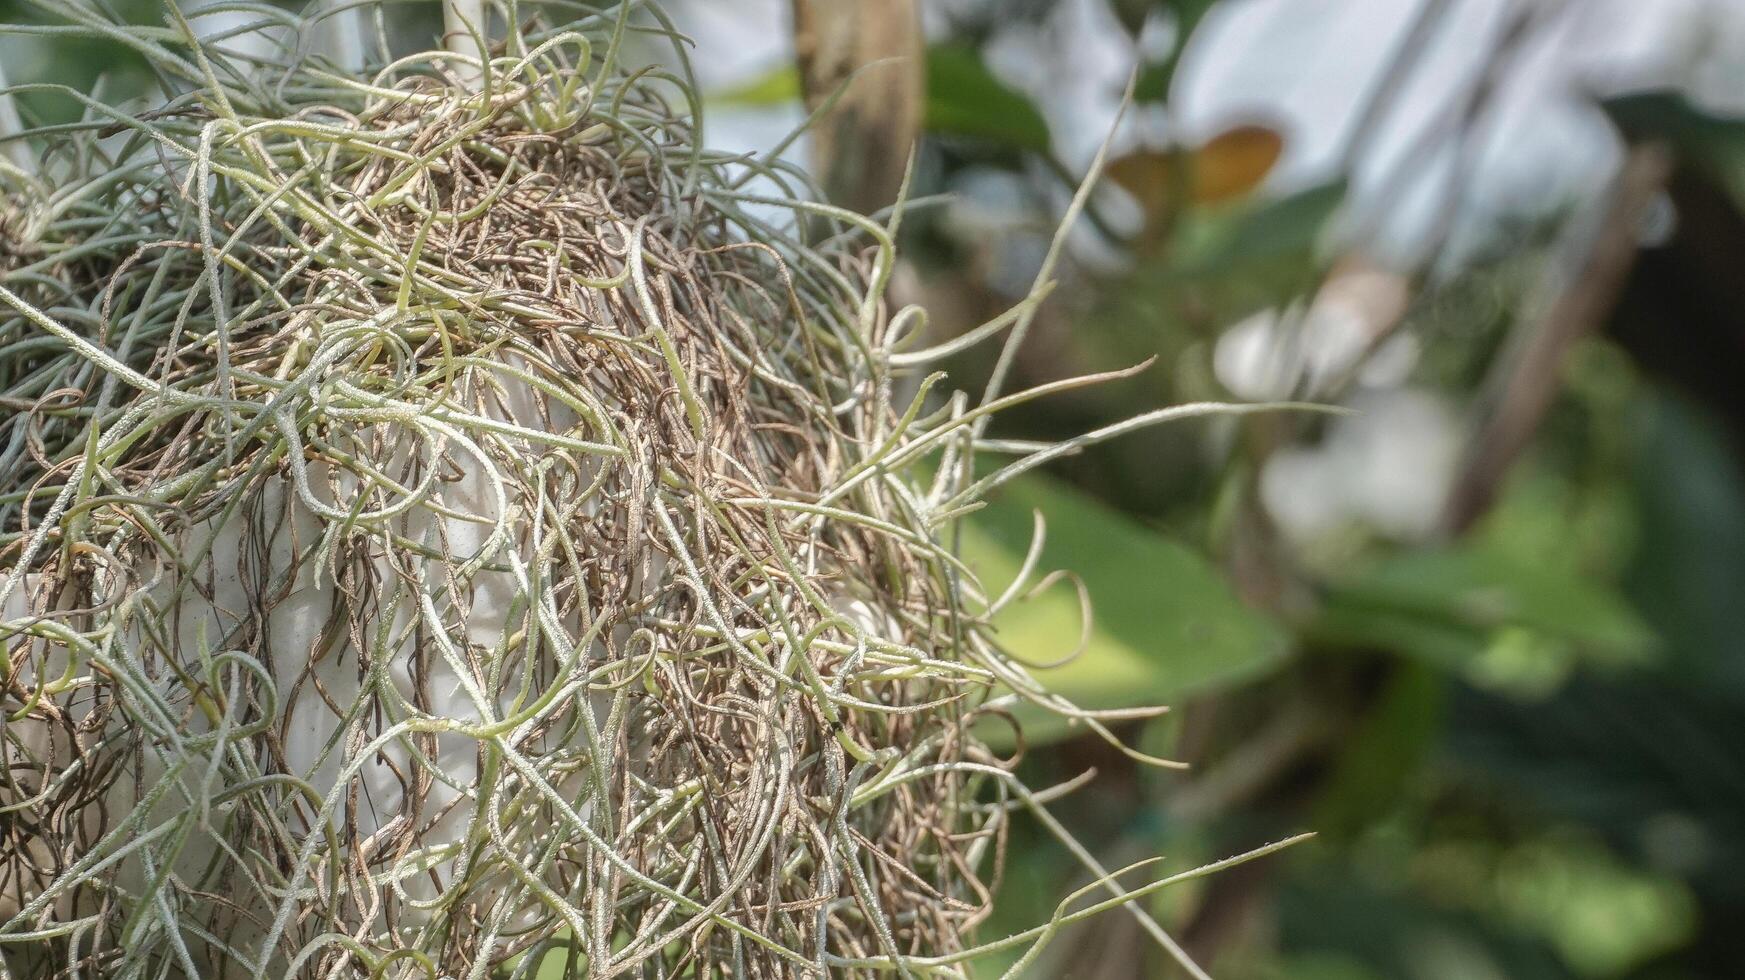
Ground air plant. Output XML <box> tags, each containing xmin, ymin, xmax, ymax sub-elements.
<box><xmin>0</xmin><ymin>2</ymin><xmax>1300</xmax><ymax>977</ymax></box>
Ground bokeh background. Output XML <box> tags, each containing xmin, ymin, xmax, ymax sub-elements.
<box><xmin>5</xmin><ymin>1</ymin><xmax>1745</xmax><ymax>977</ymax></box>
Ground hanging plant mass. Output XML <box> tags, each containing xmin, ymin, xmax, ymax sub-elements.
<box><xmin>0</xmin><ymin>2</ymin><xmax>1295</xmax><ymax>977</ymax></box>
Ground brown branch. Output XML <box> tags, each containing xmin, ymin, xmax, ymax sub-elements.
<box><xmin>1442</xmin><ymin>143</ymin><xmax>1673</xmax><ymax>533</ymax></box>
<box><xmin>790</xmin><ymin>0</ymin><xmax>924</xmax><ymax>214</ymax></box>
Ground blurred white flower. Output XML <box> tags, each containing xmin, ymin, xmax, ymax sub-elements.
<box><xmin>1262</xmin><ymin>386</ymin><xmax>1460</xmax><ymax>542</ymax></box>
<box><xmin>1213</xmin><ymin>262</ymin><xmax>1414</xmax><ymax>400</ymax></box>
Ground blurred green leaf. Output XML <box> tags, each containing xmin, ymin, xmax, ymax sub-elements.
<box><xmin>1601</xmin><ymin>91</ymin><xmax>1745</xmax><ymax>209</ymax></box>
<box><xmin>1310</xmin><ymin>605</ymin><xmax>1488</xmax><ymax>672</ymax></box>
<box><xmin>1626</xmin><ymin>393</ymin><xmax>1745</xmax><ymax>690</ymax></box>
<box><xmin>923</xmin><ymin>44</ymin><xmax>1051</xmax><ymax>152</ymax></box>
<box><xmin>958</xmin><ymin>471</ymin><xmax>1289</xmax><ymax>746</ymax></box>
<box><xmin>1278</xmin><ymin>871</ymin><xmax>1574</xmax><ymax>980</ymax></box>
<box><xmin>1311</xmin><ymin>545</ymin><xmax>1657</xmax><ymax>674</ymax></box>
<box><xmin>1495</xmin><ymin>833</ymin><xmax>1699</xmax><ymax>977</ymax></box>
<box><xmin>1450</xmin><ymin>677</ymin><xmax>1745</xmax><ymax>915</ymax></box>
<box><xmin>709</xmin><ymin>63</ymin><xmax>801</xmax><ymax>106</ymax></box>
<box><xmin>1133</xmin><ymin>61</ymin><xmax>1172</xmax><ymax>104</ymax></box>
<box><xmin>1313</xmin><ymin>663</ymin><xmax>1444</xmax><ymax>837</ymax></box>
<box><xmin>1174</xmin><ymin>179</ymin><xmax>1346</xmax><ymax>273</ymax></box>
<box><xmin>1258</xmin><ymin>951</ymin><xmax>1391</xmax><ymax>980</ymax></box>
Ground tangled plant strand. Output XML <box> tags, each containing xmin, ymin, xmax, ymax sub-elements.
<box><xmin>0</xmin><ymin>3</ymin><xmax>1305</xmax><ymax>977</ymax></box>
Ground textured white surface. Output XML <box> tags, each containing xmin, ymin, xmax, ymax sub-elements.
<box><xmin>0</xmin><ymin>60</ymin><xmax>29</xmax><ymax>172</ymax></box>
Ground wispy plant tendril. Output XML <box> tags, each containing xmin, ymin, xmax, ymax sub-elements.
<box><xmin>0</xmin><ymin>3</ymin><xmax>1302</xmax><ymax>978</ymax></box>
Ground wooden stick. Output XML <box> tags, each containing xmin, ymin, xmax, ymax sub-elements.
<box><xmin>1441</xmin><ymin>144</ymin><xmax>1673</xmax><ymax>532</ymax></box>
<box><xmin>790</xmin><ymin>0</ymin><xmax>924</xmax><ymax>215</ymax></box>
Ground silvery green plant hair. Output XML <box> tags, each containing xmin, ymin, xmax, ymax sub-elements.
<box><xmin>0</xmin><ymin>2</ymin><xmax>1302</xmax><ymax>976</ymax></box>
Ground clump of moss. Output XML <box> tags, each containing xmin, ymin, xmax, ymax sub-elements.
<box><xmin>0</xmin><ymin>3</ymin><xmax>1299</xmax><ymax>977</ymax></box>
